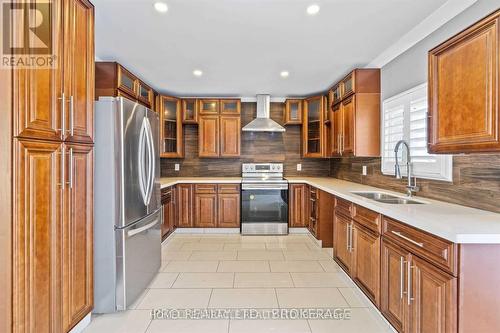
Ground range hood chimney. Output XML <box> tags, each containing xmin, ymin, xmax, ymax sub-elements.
<box><xmin>242</xmin><ymin>95</ymin><xmax>286</xmax><ymax>132</ymax></box>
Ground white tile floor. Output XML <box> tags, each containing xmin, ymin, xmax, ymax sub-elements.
<box><xmin>84</xmin><ymin>233</ymin><xmax>395</xmax><ymax>333</ymax></box>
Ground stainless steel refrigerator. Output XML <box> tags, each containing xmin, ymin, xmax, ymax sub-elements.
<box><xmin>94</xmin><ymin>97</ymin><xmax>161</xmax><ymax>313</ymax></box>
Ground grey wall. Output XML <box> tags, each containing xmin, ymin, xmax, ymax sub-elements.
<box><xmin>381</xmin><ymin>0</ymin><xmax>500</xmax><ymax>99</ymax></box>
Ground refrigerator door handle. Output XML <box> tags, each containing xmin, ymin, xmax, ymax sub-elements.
<box><xmin>127</xmin><ymin>218</ymin><xmax>158</xmax><ymax>237</ymax></box>
<box><xmin>138</xmin><ymin>118</ymin><xmax>148</xmax><ymax>205</ymax></box>
<box><xmin>144</xmin><ymin>117</ymin><xmax>154</xmax><ymax>205</ymax></box>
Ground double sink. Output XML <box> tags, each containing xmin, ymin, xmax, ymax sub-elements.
<box><xmin>351</xmin><ymin>191</ymin><xmax>425</xmax><ymax>205</ymax></box>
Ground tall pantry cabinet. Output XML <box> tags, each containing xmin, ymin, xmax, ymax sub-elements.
<box><xmin>10</xmin><ymin>0</ymin><xmax>95</xmax><ymax>332</ymax></box>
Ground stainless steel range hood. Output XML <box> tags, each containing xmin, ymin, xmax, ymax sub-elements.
<box><xmin>242</xmin><ymin>95</ymin><xmax>286</xmax><ymax>132</ymax></box>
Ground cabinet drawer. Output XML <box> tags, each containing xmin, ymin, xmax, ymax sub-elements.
<box><xmin>218</xmin><ymin>184</ymin><xmax>240</xmax><ymax>193</ymax></box>
<box><xmin>383</xmin><ymin>217</ymin><xmax>457</xmax><ymax>275</ymax></box>
<box><xmin>161</xmin><ymin>187</ymin><xmax>172</xmax><ymax>203</ymax></box>
<box><xmin>335</xmin><ymin>197</ymin><xmax>352</xmax><ymax>218</ymax></box>
<box><xmin>353</xmin><ymin>205</ymin><xmax>381</xmax><ymax>234</ymax></box>
<box><xmin>195</xmin><ymin>184</ymin><xmax>218</xmax><ymax>194</ymax></box>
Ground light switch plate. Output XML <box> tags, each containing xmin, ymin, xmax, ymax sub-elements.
<box><xmin>174</xmin><ymin>163</ymin><xmax>180</xmax><ymax>171</ymax></box>
<box><xmin>362</xmin><ymin>165</ymin><xmax>367</xmax><ymax>176</ymax></box>
<box><xmin>297</xmin><ymin>164</ymin><xmax>302</xmax><ymax>171</ymax></box>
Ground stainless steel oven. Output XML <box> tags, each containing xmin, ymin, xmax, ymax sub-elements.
<box><xmin>241</xmin><ymin>163</ymin><xmax>288</xmax><ymax>235</ymax></box>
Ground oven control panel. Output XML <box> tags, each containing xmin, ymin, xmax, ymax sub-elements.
<box><xmin>242</xmin><ymin>163</ymin><xmax>283</xmax><ymax>173</ymax></box>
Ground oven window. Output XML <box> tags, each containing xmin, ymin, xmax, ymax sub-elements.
<box><xmin>241</xmin><ymin>189</ymin><xmax>288</xmax><ymax>223</ymax></box>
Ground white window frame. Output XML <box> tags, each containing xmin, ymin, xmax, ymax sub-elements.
<box><xmin>381</xmin><ymin>83</ymin><xmax>453</xmax><ymax>182</ymax></box>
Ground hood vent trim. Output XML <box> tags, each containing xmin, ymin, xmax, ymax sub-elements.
<box><xmin>242</xmin><ymin>95</ymin><xmax>286</xmax><ymax>132</ymax></box>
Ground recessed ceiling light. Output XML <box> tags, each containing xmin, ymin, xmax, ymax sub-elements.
<box><xmin>306</xmin><ymin>4</ymin><xmax>320</xmax><ymax>15</ymax></box>
<box><xmin>154</xmin><ymin>2</ymin><xmax>168</xmax><ymax>13</ymax></box>
<box><xmin>193</xmin><ymin>69</ymin><xmax>203</xmax><ymax>77</ymax></box>
<box><xmin>280</xmin><ymin>71</ymin><xmax>290</xmax><ymax>78</ymax></box>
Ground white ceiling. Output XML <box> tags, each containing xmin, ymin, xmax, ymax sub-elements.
<box><xmin>94</xmin><ymin>0</ymin><xmax>449</xmax><ymax>97</ymax></box>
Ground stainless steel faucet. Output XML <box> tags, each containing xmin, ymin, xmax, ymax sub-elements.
<box><xmin>394</xmin><ymin>140</ymin><xmax>419</xmax><ymax>197</ymax></box>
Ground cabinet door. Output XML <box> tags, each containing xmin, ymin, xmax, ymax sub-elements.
<box><xmin>218</xmin><ymin>193</ymin><xmax>240</xmax><ymax>228</ymax></box>
<box><xmin>284</xmin><ymin>100</ymin><xmax>303</xmax><ymax>124</ymax></box>
<box><xmin>381</xmin><ymin>239</ymin><xmax>410</xmax><ymax>333</ymax></box>
<box><xmin>176</xmin><ymin>184</ymin><xmax>193</xmax><ymax>227</ymax></box>
<box><xmin>199</xmin><ymin>116</ymin><xmax>220</xmax><ymax>157</ymax></box>
<box><xmin>289</xmin><ymin>184</ymin><xmax>307</xmax><ymax>227</ymax></box>
<box><xmin>137</xmin><ymin>81</ymin><xmax>153</xmax><ymax>107</ymax></box>
<box><xmin>62</xmin><ymin>143</ymin><xmax>93</xmax><ymax>331</ymax></box>
<box><xmin>352</xmin><ymin>225</ymin><xmax>380</xmax><ymax>306</ymax></box>
<box><xmin>220</xmin><ymin>116</ymin><xmax>241</xmax><ymax>157</ymax></box>
<box><xmin>341</xmin><ymin>96</ymin><xmax>355</xmax><ymax>156</ymax></box>
<box><xmin>182</xmin><ymin>99</ymin><xmax>198</xmax><ymax>124</ymax></box>
<box><xmin>13</xmin><ymin>139</ymin><xmax>63</xmax><ymax>333</ymax></box>
<box><xmin>331</xmin><ymin>84</ymin><xmax>342</xmax><ymax>105</ymax></box>
<box><xmin>429</xmin><ymin>13</ymin><xmax>500</xmax><ymax>153</ymax></box>
<box><xmin>160</xmin><ymin>96</ymin><xmax>183</xmax><ymax>158</ymax></box>
<box><xmin>13</xmin><ymin>1</ymin><xmax>64</xmax><ymax>141</ymax></box>
<box><xmin>199</xmin><ymin>99</ymin><xmax>219</xmax><ymax>114</ymax></box>
<box><xmin>303</xmin><ymin>96</ymin><xmax>324</xmax><ymax>158</ymax></box>
<box><xmin>194</xmin><ymin>193</ymin><xmax>218</xmax><ymax>227</ymax></box>
<box><xmin>220</xmin><ymin>99</ymin><xmax>241</xmax><ymax>115</ymax></box>
<box><xmin>117</xmin><ymin>65</ymin><xmax>137</xmax><ymax>97</ymax></box>
<box><xmin>333</xmin><ymin>212</ymin><xmax>352</xmax><ymax>273</ymax></box>
<box><xmin>331</xmin><ymin>103</ymin><xmax>342</xmax><ymax>156</ymax></box>
<box><xmin>64</xmin><ymin>0</ymin><xmax>94</xmax><ymax>144</ymax></box>
<box><xmin>409</xmin><ymin>256</ymin><xmax>457</xmax><ymax>333</ymax></box>
<box><xmin>342</xmin><ymin>73</ymin><xmax>354</xmax><ymax>98</ymax></box>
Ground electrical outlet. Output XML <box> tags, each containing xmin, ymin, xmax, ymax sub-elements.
<box><xmin>174</xmin><ymin>163</ymin><xmax>180</xmax><ymax>171</ymax></box>
<box><xmin>297</xmin><ymin>164</ymin><xmax>302</xmax><ymax>171</ymax></box>
<box><xmin>362</xmin><ymin>165</ymin><xmax>367</xmax><ymax>176</ymax></box>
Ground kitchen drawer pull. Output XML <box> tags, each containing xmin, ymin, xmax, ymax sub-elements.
<box><xmin>68</xmin><ymin>148</ymin><xmax>73</xmax><ymax>189</ymax></box>
<box><xmin>400</xmin><ymin>257</ymin><xmax>406</xmax><ymax>299</ymax></box>
<box><xmin>407</xmin><ymin>264</ymin><xmax>414</xmax><ymax>305</ymax></box>
<box><xmin>391</xmin><ymin>231</ymin><xmax>424</xmax><ymax>248</ymax></box>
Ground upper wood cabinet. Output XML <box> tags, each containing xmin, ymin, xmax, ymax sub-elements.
<box><xmin>329</xmin><ymin>68</ymin><xmax>381</xmax><ymax>157</ymax></box>
<box><xmin>159</xmin><ymin>95</ymin><xmax>184</xmax><ymax>158</ymax></box>
<box><xmin>303</xmin><ymin>96</ymin><xmax>325</xmax><ymax>158</ymax></box>
<box><xmin>198</xmin><ymin>99</ymin><xmax>241</xmax><ymax>158</ymax></box>
<box><xmin>428</xmin><ymin>10</ymin><xmax>500</xmax><ymax>153</ymax></box>
<box><xmin>13</xmin><ymin>0</ymin><xmax>94</xmax><ymax>144</ymax></box>
<box><xmin>199</xmin><ymin>99</ymin><xmax>220</xmax><ymax>114</ymax></box>
<box><xmin>199</xmin><ymin>115</ymin><xmax>220</xmax><ymax>157</ymax></box>
<box><xmin>284</xmin><ymin>99</ymin><xmax>303</xmax><ymax>125</ymax></box>
<box><xmin>95</xmin><ymin>62</ymin><xmax>155</xmax><ymax>108</ymax></box>
<box><xmin>182</xmin><ymin>99</ymin><xmax>198</xmax><ymax>124</ymax></box>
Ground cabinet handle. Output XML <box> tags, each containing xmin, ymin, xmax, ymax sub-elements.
<box><xmin>349</xmin><ymin>223</ymin><xmax>354</xmax><ymax>252</ymax></box>
<box><xmin>69</xmin><ymin>95</ymin><xmax>74</xmax><ymax>136</ymax></box>
<box><xmin>346</xmin><ymin>223</ymin><xmax>350</xmax><ymax>251</ymax></box>
<box><xmin>58</xmin><ymin>93</ymin><xmax>66</xmax><ymax>138</ymax></box>
<box><xmin>391</xmin><ymin>231</ymin><xmax>424</xmax><ymax>248</ymax></box>
<box><xmin>68</xmin><ymin>148</ymin><xmax>73</xmax><ymax>189</ymax></box>
<box><xmin>407</xmin><ymin>263</ymin><xmax>414</xmax><ymax>305</ymax></box>
<box><xmin>58</xmin><ymin>146</ymin><xmax>66</xmax><ymax>189</ymax></box>
<box><xmin>400</xmin><ymin>257</ymin><xmax>406</xmax><ymax>299</ymax></box>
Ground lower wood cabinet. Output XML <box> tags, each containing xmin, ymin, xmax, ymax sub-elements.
<box><xmin>334</xmin><ymin>210</ymin><xmax>353</xmax><ymax>274</ymax></box>
<box><xmin>218</xmin><ymin>193</ymin><xmax>240</xmax><ymax>228</ymax></box>
<box><xmin>176</xmin><ymin>184</ymin><xmax>193</xmax><ymax>227</ymax></box>
<box><xmin>13</xmin><ymin>139</ymin><xmax>94</xmax><ymax>332</ymax></box>
<box><xmin>161</xmin><ymin>186</ymin><xmax>176</xmax><ymax>239</ymax></box>
<box><xmin>289</xmin><ymin>184</ymin><xmax>308</xmax><ymax>227</ymax></box>
<box><xmin>352</xmin><ymin>224</ymin><xmax>380</xmax><ymax>306</ymax></box>
<box><xmin>381</xmin><ymin>238</ymin><xmax>457</xmax><ymax>333</ymax></box>
<box><xmin>194</xmin><ymin>193</ymin><xmax>218</xmax><ymax>227</ymax></box>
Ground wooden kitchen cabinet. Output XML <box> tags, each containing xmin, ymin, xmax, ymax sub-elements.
<box><xmin>289</xmin><ymin>184</ymin><xmax>308</xmax><ymax>227</ymax></box>
<box><xmin>62</xmin><ymin>143</ymin><xmax>94</xmax><ymax>331</ymax></box>
<box><xmin>176</xmin><ymin>184</ymin><xmax>193</xmax><ymax>228</ymax></box>
<box><xmin>284</xmin><ymin>99</ymin><xmax>303</xmax><ymax>125</ymax></box>
<box><xmin>428</xmin><ymin>10</ymin><xmax>500</xmax><ymax>153</ymax></box>
<box><xmin>199</xmin><ymin>115</ymin><xmax>220</xmax><ymax>157</ymax></box>
<box><xmin>95</xmin><ymin>62</ymin><xmax>155</xmax><ymax>108</ymax></box>
<box><xmin>352</xmin><ymin>224</ymin><xmax>380</xmax><ymax>306</ymax></box>
<box><xmin>159</xmin><ymin>95</ymin><xmax>184</xmax><ymax>158</ymax></box>
<box><xmin>340</xmin><ymin>96</ymin><xmax>355</xmax><ymax>156</ymax></box>
<box><xmin>161</xmin><ymin>186</ymin><xmax>176</xmax><ymax>238</ymax></box>
<box><xmin>381</xmin><ymin>239</ymin><xmax>409</xmax><ymax>333</ymax></box>
<box><xmin>194</xmin><ymin>194</ymin><xmax>218</xmax><ymax>227</ymax></box>
<box><xmin>198</xmin><ymin>100</ymin><xmax>241</xmax><ymax>158</ymax></box>
<box><xmin>217</xmin><ymin>187</ymin><xmax>241</xmax><ymax>228</ymax></box>
<box><xmin>303</xmin><ymin>96</ymin><xmax>325</xmax><ymax>158</ymax></box>
<box><xmin>220</xmin><ymin>116</ymin><xmax>241</xmax><ymax>157</ymax></box>
<box><xmin>182</xmin><ymin>99</ymin><xmax>198</xmax><ymax>124</ymax></box>
<box><xmin>13</xmin><ymin>139</ymin><xmax>64</xmax><ymax>333</ymax></box>
<box><xmin>334</xmin><ymin>210</ymin><xmax>353</xmax><ymax>274</ymax></box>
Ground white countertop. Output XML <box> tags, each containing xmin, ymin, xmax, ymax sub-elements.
<box><xmin>159</xmin><ymin>176</ymin><xmax>500</xmax><ymax>244</ymax></box>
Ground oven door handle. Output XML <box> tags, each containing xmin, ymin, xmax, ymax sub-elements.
<box><xmin>242</xmin><ymin>184</ymin><xmax>289</xmax><ymax>190</ymax></box>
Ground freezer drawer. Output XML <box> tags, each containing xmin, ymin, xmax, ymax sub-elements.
<box><xmin>115</xmin><ymin>210</ymin><xmax>161</xmax><ymax>311</ymax></box>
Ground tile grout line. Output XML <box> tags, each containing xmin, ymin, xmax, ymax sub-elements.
<box><xmin>207</xmin><ymin>288</ymin><xmax>214</xmax><ymax>308</ymax></box>
<box><xmin>274</xmin><ymin>288</ymin><xmax>281</xmax><ymax>309</ymax></box>
<box><xmin>169</xmin><ymin>272</ymin><xmax>181</xmax><ymax>288</ymax></box>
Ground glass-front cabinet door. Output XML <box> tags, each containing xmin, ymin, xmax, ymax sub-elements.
<box><xmin>199</xmin><ymin>99</ymin><xmax>219</xmax><ymax>114</ymax></box>
<box><xmin>182</xmin><ymin>99</ymin><xmax>198</xmax><ymax>124</ymax></box>
<box><xmin>220</xmin><ymin>99</ymin><xmax>241</xmax><ymax>115</ymax></box>
<box><xmin>303</xmin><ymin>96</ymin><xmax>324</xmax><ymax>157</ymax></box>
<box><xmin>137</xmin><ymin>81</ymin><xmax>153</xmax><ymax>107</ymax></box>
<box><xmin>117</xmin><ymin>65</ymin><xmax>137</xmax><ymax>97</ymax></box>
<box><xmin>160</xmin><ymin>96</ymin><xmax>183</xmax><ymax>158</ymax></box>
<box><xmin>284</xmin><ymin>99</ymin><xmax>303</xmax><ymax>125</ymax></box>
